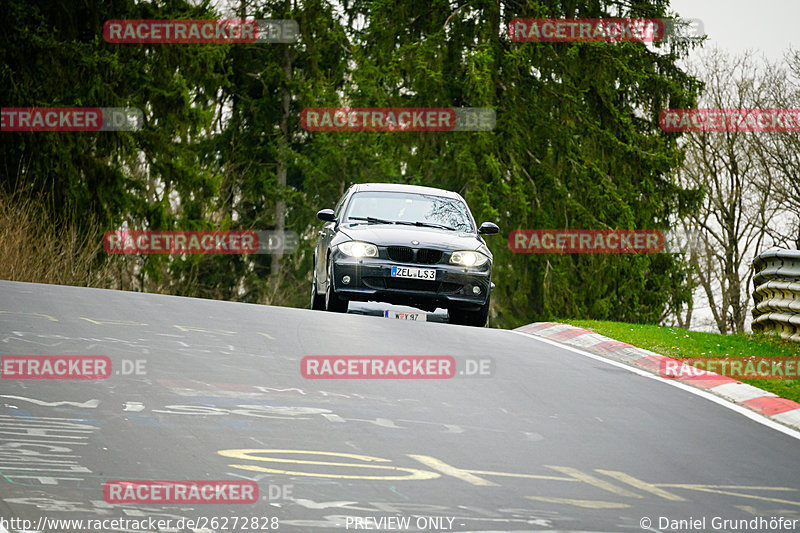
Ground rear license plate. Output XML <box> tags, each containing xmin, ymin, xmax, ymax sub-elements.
<box><xmin>384</xmin><ymin>310</ymin><xmax>427</xmax><ymax>321</ymax></box>
<box><xmin>391</xmin><ymin>266</ymin><xmax>436</xmax><ymax>280</ymax></box>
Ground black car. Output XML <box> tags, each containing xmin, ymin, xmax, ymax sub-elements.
<box><xmin>311</xmin><ymin>183</ymin><xmax>499</xmax><ymax>326</ymax></box>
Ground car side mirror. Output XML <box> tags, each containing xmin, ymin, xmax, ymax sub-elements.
<box><xmin>478</xmin><ymin>222</ymin><xmax>499</xmax><ymax>235</ymax></box>
<box><xmin>317</xmin><ymin>209</ymin><xmax>336</xmax><ymax>222</ymax></box>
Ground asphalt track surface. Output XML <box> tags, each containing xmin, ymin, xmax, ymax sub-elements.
<box><xmin>0</xmin><ymin>280</ymin><xmax>799</xmax><ymax>533</ymax></box>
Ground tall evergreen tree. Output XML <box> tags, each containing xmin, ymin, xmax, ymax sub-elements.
<box><xmin>339</xmin><ymin>0</ymin><xmax>702</xmax><ymax>325</ymax></box>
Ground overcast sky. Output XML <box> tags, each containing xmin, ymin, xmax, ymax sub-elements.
<box><xmin>668</xmin><ymin>0</ymin><xmax>799</xmax><ymax>63</ymax></box>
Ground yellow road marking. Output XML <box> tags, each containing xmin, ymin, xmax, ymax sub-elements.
<box><xmin>219</xmin><ymin>449</ymin><xmax>391</xmax><ymax>462</ymax></box>
<box><xmin>215</xmin><ymin>448</ymin><xmax>800</xmax><ymax>502</ymax></box>
<box><xmin>408</xmin><ymin>455</ymin><xmax>575</xmax><ymax>484</ymax></box>
<box><xmin>257</xmin><ymin>333</ymin><xmax>275</xmax><ymax>340</ymax></box>
<box><xmin>407</xmin><ymin>455</ymin><xmax>499</xmax><ymax>486</ymax></box>
<box><xmin>465</xmin><ymin>470</ymin><xmax>576</xmax><ymax>481</ymax></box>
<box><xmin>80</xmin><ymin>317</ymin><xmax>148</xmax><ymax>325</ymax></box>
<box><xmin>660</xmin><ymin>485</ymin><xmax>800</xmax><ymax>507</ymax></box>
<box><xmin>0</xmin><ymin>311</ymin><xmax>58</xmax><ymax>322</ymax></box>
<box><xmin>596</xmin><ymin>469</ymin><xmax>685</xmax><ymax>501</ymax></box>
<box><xmin>659</xmin><ymin>484</ymin><xmax>799</xmax><ymax>491</ymax></box>
<box><xmin>173</xmin><ymin>325</ymin><xmax>237</xmax><ymax>335</ymax></box>
<box><xmin>227</xmin><ymin>463</ymin><xmax>435</xmax><ymax>480</ymax></box>
<box><xmin>545</xmin><ymin>466</ymin><xmax>642</xmax><ymax>499</ymax></box>
<box><xmin>219</xmin><ymin>449</ymin><xmax>439</xmax><ymax>481</ymax></box>
<box><xmin>526</xmin><ymin>496</ymin><xmax>630</xmax><ymax>509</ymax></box>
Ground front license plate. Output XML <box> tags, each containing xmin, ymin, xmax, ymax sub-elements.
<box><xmin>384</xmin><ymin>310</ymin><xmax>427</xmax><ymax>321</ymax></box>
<box><xmin>390</xmin><ymin>266</ymin><xmax>436</xmax><ymax>280</ymax></box>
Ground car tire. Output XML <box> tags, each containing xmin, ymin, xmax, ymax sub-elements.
<box><xmin>310</xmin><ymin>267</ymin><xmax>326</xmax><ymax>310</ymax></box>
<box><xmin>325</xmin><ymin>257</ymin><xmax>349</xmax><ymax>313</ymax></box>
<box><xmin>449</xmin><ymin>299</ymin><xmax>489</xmax><ymax>327</ymax></box>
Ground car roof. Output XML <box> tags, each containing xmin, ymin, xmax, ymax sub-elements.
<box><xmin>350</xmin><ymin>183</ymin><xmax>463</xmax><ymax>200</ymax></box>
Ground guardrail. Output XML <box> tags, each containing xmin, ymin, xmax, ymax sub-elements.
<box><xmin>752</xmin><ymin>248</ymin><xmax>800</xmax><ymax>342</ymax></box>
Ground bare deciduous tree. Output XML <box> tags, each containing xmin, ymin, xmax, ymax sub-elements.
<box><xmin>751</xmin><ymin>49</ymin><xmax>800</xmax><ymax>249</ymax></box>
<box><xmin>674</xmin><ymin>49</ymin><xmax>785</xmax><ymax>334</ymax></box>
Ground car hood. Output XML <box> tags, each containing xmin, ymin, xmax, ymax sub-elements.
<box><xmin>338</xmin><ymin>224</ymin><xmax>484</xmax><ymax>252</ymax></box>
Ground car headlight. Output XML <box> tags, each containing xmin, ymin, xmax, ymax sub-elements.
<box><xmin>338</xmin><ymin>241</ymin><xmax>378</xmax><ymax>258</ymax></box>
<box><xmin>450</xmin><ymin>250</ymin><xmax>489</xmax><ymax>267</ymax></box>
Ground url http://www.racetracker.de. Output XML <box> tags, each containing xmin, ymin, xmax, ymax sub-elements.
<box><xmin>0</xmin><ymin>515</ymin><xmax>281</xmax><ymax>532</ymax></box>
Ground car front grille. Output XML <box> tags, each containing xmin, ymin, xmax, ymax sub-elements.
<box><xmin>417</xmin><ymin>249</ymin><xmax>443</xmax><ymax>264</ymax></box>
<box><xmin>387</xmin><ymin>246</ymin><xmax>414</xmax><ymax>262</ymax></box>
<box><xmin>386</xmin><ymin>246</ymin><xmax>443</xmax><ymax>265</ymax></box>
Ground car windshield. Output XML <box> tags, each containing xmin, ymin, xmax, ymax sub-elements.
<box><xmin>344</xmin><ymin>191</ymin><xmax>473</xmax><ymax>232</ymax></box>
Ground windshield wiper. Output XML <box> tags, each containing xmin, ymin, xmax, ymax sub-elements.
<box><xmin>347</xmin><ymin>216</ymin><xmax>397</xmax><ymax>225</ymax></box>
<box><xmin>399</xmin><ymin>220</ymin><xmax>458</xmax><ymax>231</ymax></box>
<box><xmin>348</xmin><ymin>217</ymin><xmax>458</xmax><ymax>231</ymax></box>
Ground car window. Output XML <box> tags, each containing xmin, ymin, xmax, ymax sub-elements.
<box><xmin>345</xmin><ymin>192</ymin><xmax>473</xmax><ymax>231</ymax></box>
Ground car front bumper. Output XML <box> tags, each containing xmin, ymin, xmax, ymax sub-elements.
<box><xmin>330</xmin><ymin>251</ymin><xmax>491</xmax><ymax>311</ymax></box>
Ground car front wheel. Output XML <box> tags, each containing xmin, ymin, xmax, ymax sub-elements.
<box><xmin>325</xmin><ymin>257</ymin><xmax>349</xmax><ymax>313</ymax></box>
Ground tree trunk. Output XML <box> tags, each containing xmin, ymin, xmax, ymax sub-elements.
<box><xmin>270</xmin><ymin>1</ymin><xmax>293</xmax><ymax>295</ymax></box>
